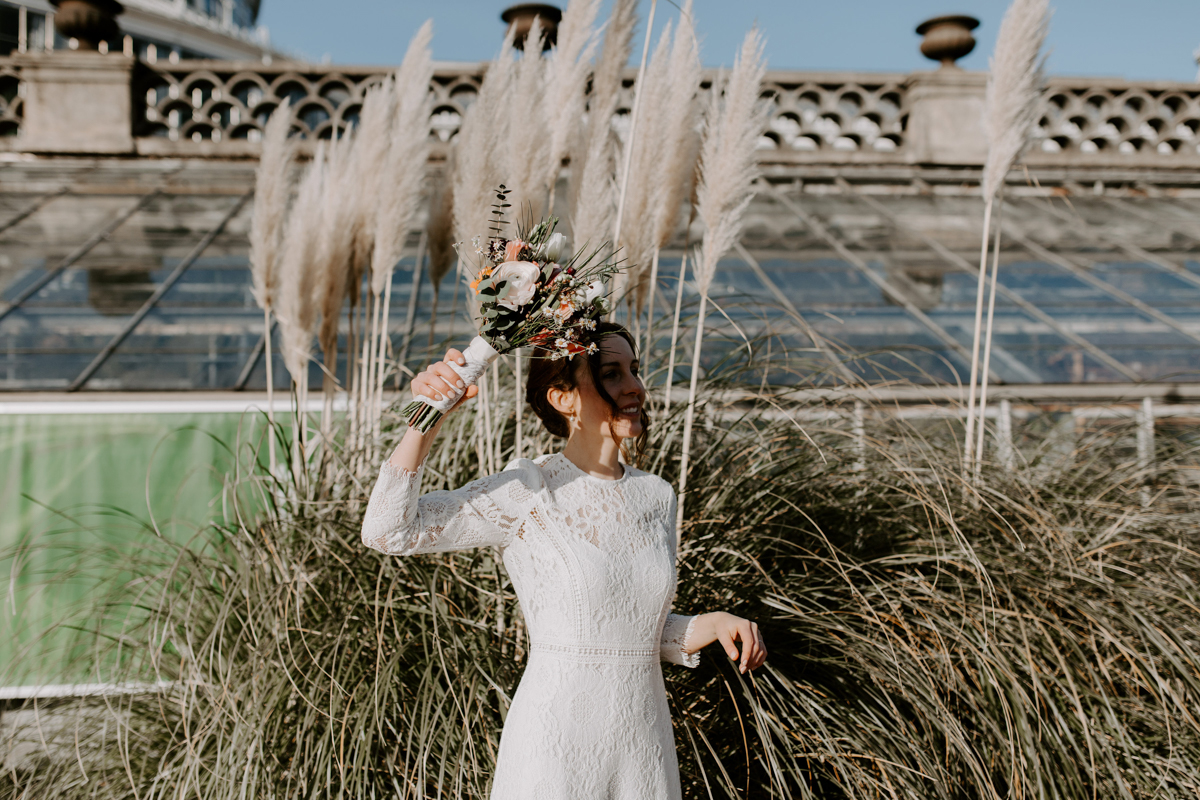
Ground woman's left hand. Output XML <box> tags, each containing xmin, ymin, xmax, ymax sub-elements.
<box><xmin>692</xmin><ymin>611</ymin><xmax>767</xmax><ymax>674</ymax></box>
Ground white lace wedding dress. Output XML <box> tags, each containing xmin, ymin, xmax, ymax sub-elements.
<box><xmin>362</xmin><ymin>451</ymin><xmax>701</xmax><ymax>799</ymax></box>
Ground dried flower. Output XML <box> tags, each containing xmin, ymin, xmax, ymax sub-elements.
<box><xmin>504</xmin><ymin>239</ymin><xmax>529</xmax><ymax>262</ymax></box>
<box><xmin>555</xmin><ymin>295</ymin><xmax>577</xmax><ymax>322</ymax></box>
<box><xmin>488</xmin><ymin>238</ymin><xmax>507</xmax><ymax>263</ymax></box>
<box><xmin>470</xmin><ymin>266</ymin><xmax>494</xmax><ymax>294</ymax></box>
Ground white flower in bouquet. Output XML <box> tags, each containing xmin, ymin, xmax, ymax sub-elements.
<box><xmin>582</xmin><ymin>280</ymin><xmax>604</xmax><ymax>306</ymax></box>
<box><xmin>494</xmin><ymin>260</ymin><xmax>541</xmax><ymax>310</ymax></box>
<box><xmin>540</xmin><ymin>232</ymin><xmax>567</xmax><ymax>262</ymax></box>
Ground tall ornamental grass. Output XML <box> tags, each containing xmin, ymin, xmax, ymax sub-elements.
<box><xmin>5</xmin><ymin>314</ymin><xmax>1200</xmax><ymax>799</ymax></box>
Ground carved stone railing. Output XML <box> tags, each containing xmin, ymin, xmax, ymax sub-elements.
<box><xmin>132</xmin><ymin>61</ymin><xmax>913</xmax><ymax>163</ymax></box>
<box><xmin>1031</xmin><ymin>78</ymin><xmax>1200</xmax><ymax>164</ymax></box>
<box><xmin>137</xmin><ymin>60</ymin><xmax>482</xmax><ymax>145</ymax></box>
<box><xmin>0</xmin><ymin>63</ymin><xmax>22</xmax><ymax>138</ymax></box>
<box><xmin>5</xmin><ymin>53</ymin><xmax>1200</xmax><ymax>172</ymax></box>
<box><xmin>753</xmin><ymin>72</ymin><xmax>909</xmax><ymax>158</ymax></box>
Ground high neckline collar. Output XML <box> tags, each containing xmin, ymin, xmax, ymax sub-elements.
<box><xmin>553</xmin><ymin>451</ymin><xmax>629</xmax><ymax>483</ymax></box>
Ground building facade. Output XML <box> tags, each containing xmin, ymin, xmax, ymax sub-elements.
<box><xmin>2</xmin><ymin>16</ymin><xmax>1200</xmax><ymax>408</ymax></box>
<box><xmin>0</xmin><ymin>0</ymin><xmax>270</xmax><ymax>61</ymax></box>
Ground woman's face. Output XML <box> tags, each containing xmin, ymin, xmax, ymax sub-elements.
<box><xmin>572</xmin><ymin>334</ymin><xmax>646</xmax><ymax>441</ymax></box>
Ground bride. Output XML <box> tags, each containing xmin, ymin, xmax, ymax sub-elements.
<box><xmin>361</xmin><ymin>321</ymin><xmax>767</xmax><ymax>799</ymax></box>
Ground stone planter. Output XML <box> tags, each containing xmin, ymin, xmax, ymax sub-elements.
<box><xmin>50</xmin><ymin>0</ymin><xmax>124</xmax><ymax>51</ymax></box>
<box><xmin>501</xmin><ymin>4</ymin><xmax>561</xmax><ymax>51</ymax></box>
<box><xmin>915</xmin><ymin>15</ymin><xmax>979</xmax><ymax>68</ymax></box>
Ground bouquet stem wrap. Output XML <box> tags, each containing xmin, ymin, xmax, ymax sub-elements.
<box><xmin>400</xmin><ymin>335</ymin><xmax>500</xmax><ymax>432</ymax></box>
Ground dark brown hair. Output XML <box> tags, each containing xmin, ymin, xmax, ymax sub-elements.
<box><xmin>526</xmin><ymin>321</ymin><xmax>650</xmax><ymax>464</ymax></box>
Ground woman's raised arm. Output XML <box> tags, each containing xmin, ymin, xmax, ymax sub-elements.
<box><xmin>361</xmin><ymin>459</ymin><xmax>541</xmax><ymax>556</ymax></box>
<box><xmin>361</xmin><ymin>347</ymin><xmax>541</xmax><ymax>557</ymax></box>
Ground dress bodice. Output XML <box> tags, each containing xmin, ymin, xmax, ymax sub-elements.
<box><xmin>361</xmin><ymin>452</ymin><xmax>700</xmax><ymax>666</ymax></box>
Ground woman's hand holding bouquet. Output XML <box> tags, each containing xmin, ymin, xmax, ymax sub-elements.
<box><xmin>409</xmin><ymin>348</ymin><xmax>479</xmax><ymax>424</ymax></box>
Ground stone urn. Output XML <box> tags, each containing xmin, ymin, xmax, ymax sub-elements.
<box><xmin>915</xmin><ymin>14</ymin><xmax>979</xmax><ymax>68</ymax></box>
<box><xmin>501</xmin><ymin>4</ymin><xmax>562</xmax><ymax>51</ymax></box>
<box><xmin>50</xmin><ymin>0</ymin><xmax>124</xmax><ymax>51</ymax></box>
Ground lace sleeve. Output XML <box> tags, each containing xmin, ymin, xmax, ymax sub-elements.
<box><xmin>660</xmin><ymin>613</ymin><xmax>701</xmax><ymax>667</ymax></box>
<box><xmin>658</xmin><ymin>487</ymin><xmax>700</xmax><ymax>667</ymax></box>
<box><xmin>361</xmin><ymin>458</ymin><xmax>541</xmax><ymax>556</ymax></box>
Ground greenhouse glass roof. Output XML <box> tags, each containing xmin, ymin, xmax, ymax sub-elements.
<box><xmin>3</xmin><ymin>158</ymin><xmax>1200</xmax><ymax>392</ymax></box>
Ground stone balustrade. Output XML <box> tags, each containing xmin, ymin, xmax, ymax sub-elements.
<box><xmin>3</xmin><ymin>51</ymin><xmax>1200</xmax><ymax>172</ymax></box>
<box><xmin>1032</xmin><ymin>77</ymin><xmax>1200</xmax><ymax>161</ymax></box>
<box><xmin>136</xmin><ymin>60</ymin><xmax>482</xmax><ymax>146</ymax></box>
<box><xmin>755</xmin><ymin>73</ymin><xmax>909</xmax><ymax>159</ymax></box>
<box><xmin>129</xmin><ymin>61</ymin><xmax>914</xmax><ymax>164</ymax></box>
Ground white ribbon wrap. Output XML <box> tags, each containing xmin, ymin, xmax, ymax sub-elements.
<box><xmin>418</xmin><ymin>335</ymin><xmax>500</xmax><ymax>413</ymax></box>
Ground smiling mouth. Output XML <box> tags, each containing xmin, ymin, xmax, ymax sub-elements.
<box><xmin>618</xmin><ymin>404</ymin><xmax>641</xmax><ymax>419</ymax></box>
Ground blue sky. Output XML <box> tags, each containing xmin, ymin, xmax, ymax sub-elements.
<box><xmin>259</xmin><ymin>1</ymin><xmax>1200</xmax><ymax>82</ymax></box>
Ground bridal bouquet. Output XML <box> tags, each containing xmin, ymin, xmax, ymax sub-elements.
<box><xmin>401</xmin><ymin>188</ymin><xmax>623</xmax><ymax>432</ymax></box>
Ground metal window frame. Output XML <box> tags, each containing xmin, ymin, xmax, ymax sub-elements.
<box><xmin>1031</xmin><ymin>197</ymin><xmax>1200</xmax><ymax>293</ymax></box>
<box><xmin>0</xmin><ymin>189</ymin><xmax>164</xmax><ymax>325</ymax></box>
<box><xmin>731</xmin><ymin>240</ymin><xmax>861</xmax><ymax>385</ymax></box>
<box><xmin>1004</xmin><ymin>221</ymin><xmax>1200</xmax><ymax>348</ymax></box>
<box><xmin>852</xmin><ymin>191</ymin><xmax>1143</xmax><ymax>382</ymax></box>
<box><xmin>66</xmin><ymin>190</ymin><xmax>253</xmax><ymax>392</ymax></box>
<box><xmin>233</xmin><ymin>317</ymin><xmax>275</xmax><ymax>391</ymax></box>
<box><xmin>0</xmin><ymin>185</ymin><xmax>70</xmax><ymax>236</ymax></box>
<box><xmin>762</xmin><ymin>181</ymin><xmax>1008</xmax><ymax>384</ymax></box>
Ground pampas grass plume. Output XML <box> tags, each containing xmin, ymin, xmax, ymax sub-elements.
<box><xmin>695</xmin><ymin>26</ymin><xmax>768</xmax><ymax>293</ymax></box>
<box><xmin>348</xmin><ymin>75</ymin><xmax>397</xmax><ymax>295</ymax></box>
<box><xmin>502</xmin><ymin>18</ymin><xmax>552</xmax><ymax>225</ymax></box>
<box><xmin>543</xmin><ymin>0</ymin><xmax>601</xmax><ymax>188</ymax></box>
<box><xmin>652</xmin><ymin>0</ymin><xmax>701</xmax><ymax>252</ymax></box>
<box><xmin>965</xmin><ymin>0</ymin><xmax>1051</xmax><ymax>472</ymax></box>
<box><xmin>982</xmin><ymin>0</ymin><xmax>1050</xmax><ymax>199</ymax></box>
<box><xmin>570</xmin><ymin>0</ymin><xmax>636</xmax><ymax>253</ymax></box>
<box><xmin>453</xmin><ymin>27</ymin><xmax>517</xmax><ymax>269</ymax></box>
<box><xmin>278</xmin><ymin>145</ymin><xmax>327</xmax><ymax>385</ymax></box>
<box><xmin>616</xmin><ymin>21</ymin><xmax>672</xmax><ymax>304</ymax></box>
<box><xmin>315</xmin><ymin>133</ymin><xmax>355</xmax><ymax>368</ymax></box>
<box><xmin>678</xmin><ymin>26</ymin><xmax>766</xmax><ymax>529</ymax></box>
<box><xmin>371</xmin><ymin>20</ymin><xmax>434</xmax><ymax>296</ymax></box>
<box><xmin>427</xmin><ymin>172</ymin><xmax>456</xmax><ymax>290</ymax></box>
<box><xmin>249</xmin><ymin>97</ymin><xmax>295</xmax><ymax>313</ymax></box>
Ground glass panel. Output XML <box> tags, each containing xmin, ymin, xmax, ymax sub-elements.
<box><xmin>6</xmin><ymin>168</ymin><xmax>1200</xmax><ymax>391</ymax></box>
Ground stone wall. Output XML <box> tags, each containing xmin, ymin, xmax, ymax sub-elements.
<box><xmin>3</xmin><ymin>51</ymin><xmax>1200</xmax><ymax>172</ymax></box>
